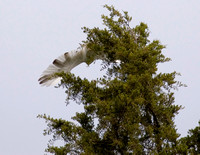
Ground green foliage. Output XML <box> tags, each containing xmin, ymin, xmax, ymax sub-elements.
<box><xmin>177</xmin><ymin>121</ymin><xmax>200</xmax><ymax>154</ymax></box>
<box><xmin>39</xmin><ymin>5</ymin><xmax>187</xmax><ymax>154</ymax></box>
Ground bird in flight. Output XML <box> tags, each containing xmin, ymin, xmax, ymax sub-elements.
<box><xmin>38</xmin><ymin>45</ymin><xmax>101</xmax><ymax>87</ymax></box>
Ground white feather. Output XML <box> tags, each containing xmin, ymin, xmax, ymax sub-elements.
<box><xmin>38</xmin><ymin>45</ymin><xmax>88</xmax><ymax>86</ymax></box>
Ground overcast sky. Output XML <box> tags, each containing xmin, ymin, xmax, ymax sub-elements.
<box><xmin>1</xmin><ymin>0</ymin><xmax>200</xmax><ymax>154</ymax></box>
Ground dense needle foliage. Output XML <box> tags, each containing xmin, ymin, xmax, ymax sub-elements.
<box><xmin>38</xmin><ymin>5</ymin><xmax>191</xmax><ymax>154</ymax></box>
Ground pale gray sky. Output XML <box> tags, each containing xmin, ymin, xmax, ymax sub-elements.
<box><xmin>0</xmin><ymin>0</ymin><xmax>200</xmax><ymax>154</ymax></box>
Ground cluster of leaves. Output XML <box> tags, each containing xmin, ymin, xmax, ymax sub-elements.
<box><xmin>38</xmin><ymin>5</ymin><xmax>193</xmax><ymax>155</ymax></box>
<box><xmin>177</xmin><ymin>121</ymin><xmax>200</xmax><ymax>154</ymax></box>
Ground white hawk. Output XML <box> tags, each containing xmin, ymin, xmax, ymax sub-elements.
<box><xmin>38</xmin><ymin>45</ymin><xmax>101</xmax><ymax>86</ymax></box>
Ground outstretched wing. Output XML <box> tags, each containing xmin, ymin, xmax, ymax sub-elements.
<box><xmin>38</xmin><ymin>46</ymin><xmax>88</xmax><ymax>86</ymax></box>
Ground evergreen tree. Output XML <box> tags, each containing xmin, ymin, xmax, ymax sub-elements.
<box><xmin>38</xmin><ymin>5</ymin><xmax>186</xmax><ymax>154</ymax></box>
